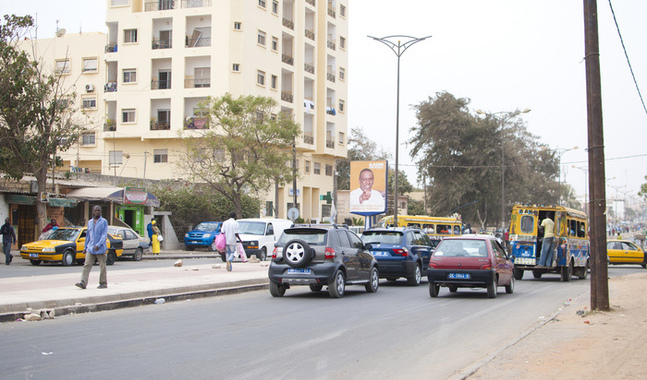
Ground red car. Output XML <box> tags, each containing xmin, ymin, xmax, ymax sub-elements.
<box><xmin>427</xmin><ymin>235</ymin><xmax>514</xmax><ymax>298</ymax></box>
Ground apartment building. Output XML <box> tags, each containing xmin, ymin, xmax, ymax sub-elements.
<box><xmin>39</xmin><ymin>0</ymin><xmax>349</xmax><ymax>222</ymax></box>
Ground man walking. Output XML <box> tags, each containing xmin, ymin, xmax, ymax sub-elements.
<box><xmin>76</xmin><ymin>206</ymin><xmax>109</xmax><ymax>289</ymax></box>
<box><xmin>221</xmin><ymin>211</ymin><xmax>242</xmax><ymax>271</ymax></box>
<box><xmin>537</xmin><ymin>213</ymin><xmax>555</xmax><ymax>267</ymax></box>
<box><xmin>1</xmin><ymin>218</ymin><xmax>16</xmax><ymax>265</ymax></box>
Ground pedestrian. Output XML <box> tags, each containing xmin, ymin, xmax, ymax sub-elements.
<box><xmin>221</xmin><ymin>211</ymin><xmax>243</xmax><ymax>271</ymax></box>
<box><xmin>537</xmin><ymin>212</ymin><xmax>555</xmax><ymax>267</ymax></box>
<box><xmin>76</xmin><ymin>206</ymin><xmax>109</xmax><ymax>289</ymax></box>
<box><xmin>147</xmin><ymin>220</ymin><xmax>154</xmax><ymax>247</ymax></box>
<box><xmin>1</xmin><ymin>217</ymin><xmax>17</xmax><ymax>265</ymax></box>
<box><xmin>151</xmin><ymin>220</ymin><xmax>161</xmax><ymax>255</ymax></box>
<box><xmin>42</xmin><ymin>218</ymin><xmax>58</xmax><ymax>233</ymax></box>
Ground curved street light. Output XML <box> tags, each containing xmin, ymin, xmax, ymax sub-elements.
<box><xmin>368</xmin><ymin>34</ymin><xmax>431</xmax><ymax>227</ymax></box>
<box><xmin>554</xmin><ymin>146</ymin><xmax>579</xmax><ymax>206</ymax></box>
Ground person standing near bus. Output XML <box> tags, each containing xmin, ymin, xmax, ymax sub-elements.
<box><xmin>538</xmin><ymin>213</ymin><xmax>555</xmax><ymax>267</ymax></box>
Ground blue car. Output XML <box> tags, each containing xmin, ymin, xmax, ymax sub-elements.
<box><xmin>184</xmin><ymin>222</ymin><xmax>222</xmax><ymax>251</ymax></box>
<box><xmin>361</xmin><ymin>227</ymin><xmax>434</xmax><ymax>286</ymax></box>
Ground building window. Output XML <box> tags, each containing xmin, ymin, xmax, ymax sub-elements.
<box><xmin>232</xmin><ymin>63</ymin><xmax>240</xmax><ymax>72</ymax></box>
<box><xmin>257</xmin><ymin>70</ymin><xmax>265</xmax><ymax>86</ymax></box>
<box><xmin>194</xmin><ymin>67</ymin><xmax>210</xmax><ymax>87</ymax></box>
<box><xmin>271</xmin><ymin>75</ymin><xmax>278</xmax><ymax>90</ymax></box>
<box><xmin>339</xmin><ymin>67</ymin><xmax>345</xmax><ymax>80</ymax></box>
<box><xmin>322</xmin><ymin>204</ymin><xmax>332</xmax><ymax>218</ymax></box>
<box><xmin>154</xmin><ymin>149</ymin><xmax>168</xmax><ymax>163</ymax></box>
<box><xmin>339</xmin><ymin>36</ymin><xmax>346</xmax><ymax>50</ymax></box>
<box><xmin>271</xmin><ymin>36</ymin><xmax>278</xmax><ymax>51</ymax></box>
<box><xmin>124</xmin><ymin>29</ymin><xmax>138</xmax><ymax>43</ymax></box>
<box><xmin>234</xmin><ymin>22</ymin><xmax>242</xmax><ymax>30</ymax></box>
<box><xmin>305</xmin><ymin>160</ymin><xmax>310</xmax><ymax>174</ymax></box>
<box><xmin>122</xmin><ymin>108</ymin><xmax>136</xmax><ymax>123</ymax></box>
<box><xmin>55</xmin><ymin>59</ymin><xmax>70</xmax><ymax>74</ymax></box>
<box><xmin>257</xmin><ymin>30</ymin><xmax>266</xmax><ymax>46</ymax></box>
<box><xmin>82</xmin><ymin>97</ymin><xmax>97</xmax><ymax>109</ymax></box>
<box><xmin>258</xmin><ymin>0</ymin><xmax>266</xmax><ymax>8</ymax></box>
<box><xmin>111</xmin><ymin>0</ymin><xmax>128</xmax><ymax>5</ymax></box>
<box><xmin>339</xmin><ymin>132</ymin><xmax>345</xmax><ymax>145</ymax></box>
<box><xmin>81</xmin><ymin>132</ymin><xmax>95</xmax><ymax>146</ymax></box>
<box><xmin>123</xmin><ymin>69</ymin><xmax>137</xmax><ymax>83</ymax></box>
<box><xmin>325</xmin><ymin>164</ymin><xmax>333</xmax><ymax>176</ymax></box>
<box><xmin>339</xmin><ymin>99</ymin><xmax>345</xmax><ymax>112</ymax></box>
<box><xmin>340</xmin><ymin>4</ymin><xmax>346</xmax><ymax>17</ymax></box>
<box><xmin>82</xmin><ymin>58</ymin><xmax>98</xmax><ymax>72</ymax></box>
<box><xmin>265</xmin><ymin>201</ymin><xmax>274</xmax><ymax>217</ymax></box>
<box><xmin>272</xmin><ymin>0</ymin><xmax>278</xmax><ymax>13</ymax></box>
<box><xmin>109</xmin><ymin>150</ymin><xmax>123</xmax><ymax>165</ymax></box>
<box><xmin>314</xmin><ymin>162</ymin><xmax>321</xmax><ymax>175</ymax></box>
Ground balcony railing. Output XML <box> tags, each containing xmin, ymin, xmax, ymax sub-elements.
<box><xmin>326</xmin><ymin>107</ymin><xmax>336</xmax><ymax>115</ymax></box>
<box><xmin>326</xmin><ymin>139</ymin><xmax>335</xmax><ymax>148</ymax></box>
<box><xmin>304</xmin><ymin>63</ymin><xmax>315</xmax><ymax>74</ymax></box>
<box><xmin>105</xmin><ymin>43</ymin><xmax>118</xmax><ymax>53</ymax></box>
<box><xmin>327</xmin><ymin>72</ymin><xmax>335</xmax><ymax>82</ymax></box>
<box><xmin>151</xmin><ymin>80</ymin><xmax>172</xmax><ymax>90</ymax></box>
<box><xmin>282</xmin><ymin>54</ymin><xmax>294</xmax><ymax>66</ymax></box>
<box><xmin>327</xmin><ymin>7</ymin><xmax>336</xmax><ymax>18</ymax></box>
<box><xmin>281</xmin><ymin>91</ymin><xmax>293</xmax><ymax>103</ymax></box>
<box><xmin>181</xmin><ymin>0</ymin><xmax>211</xmax><ymax>8</ymax></box>
<box><xmin>306</xmin><ymin>0</ymin><xmax>315</xmax><ymax>6</ymax></box>
<box><xmin>150</xmin><ymin>120</ymin><xmax>171</xmax><ymax>130</ymax></box>
<box><xmin>104</xmin><ymin>119</ymin><xmax>116</xmax><ymax>132</ymax></box>
<box><xmin>303</xmin><ymin>135</ymin><xmax>314</xmax><ymax>144</ymax></box>
<box><xmin>282</xmin><ymin>18</ymin><xmax>294</xmax><ymax>30</ymax></box>
<box><xmin>104</xmin><ymin>82</ymin><xmax>117</xmax><ymax>92</ymax></box>
<box><xmin>185</xmin><ymin>36</ymin><xmax>211</xmax><ymax>47</ymax></box>
<box><xmin>184</xmin><ymin>117</ymin><xmax>209</xmax><ymax>130</ymax></box>
<box><xmin>305</xmin><ymin>29</ymin><xmax>315</xmax><ymax>40</ymax></box>
<box><xmin>152</xmin><ymin>39</ymin><xmax>172</xmax><ymax>49</ymax></box>
<box><xmin>184</xmin><ymin>78</ymin><xmax>211</xmax><ymax>88</ymax></box>
<box><xmin>327</xmin><ymin>40</ymin><xmax>336</xmax><ymax>50</ymax></box>
<box><xmin>145</xmin><ymin>0</ymin><xmax>177</xmax><ymax>11</ymax></box>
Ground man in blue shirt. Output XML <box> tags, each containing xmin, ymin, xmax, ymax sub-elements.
<box><xmin>76</xmin><ymin>206</ymin><xmax>109</xmax><ymax>289</ymax></box>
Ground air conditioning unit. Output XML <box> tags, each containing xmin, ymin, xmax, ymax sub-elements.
<box><xmin>85</xmin><ymin>84</ymin><xmax>95</xmax><ymax>92</ymax></box>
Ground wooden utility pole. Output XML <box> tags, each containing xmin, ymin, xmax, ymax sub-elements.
<box><xmin>584</xmin><ymin>0</ymin><xmax>610</xmax><ymax>311</ymax></box>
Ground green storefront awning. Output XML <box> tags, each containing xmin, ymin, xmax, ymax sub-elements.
<box><xmin>6</xmin><ymin>194</ymin><xmax>36</xmax><ymax>205</ymax></box>
<box><xmin>48</xmin><ymin>198</ymin><xmax>78</xmax><ymax>208</ymax></box>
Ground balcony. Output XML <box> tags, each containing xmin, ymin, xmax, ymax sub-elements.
<box><xmin>303</xmin><ymin>135</ymin><xmax>314</xmax><ymax>144</ymax></box>
<box><xmin>327</xmin><ymin>40</ymin><xmax>336</xmax><ymax>50</ymax></box>
<box><xmin>145</xmin><ymin>0</ymin><xmax>177</xmax><ymax>11</ymax></box>
<box><xmin>306</xmin><ymin>0</ymin><xmax>315</xmax><ymax>6</ymax></box>
<box><xmin>105</xmin><ymin>43</ymin><xmax>117</xmax><ymax>53</ymax></box>
<box><xmin>151</xmin><ymin>80</ymin><xmax>172</xmax><ymax>90</ymax></box>
<box><xmin>282</xmin><ymin>54</ymin><xmax>294</xmax><ymax>66</ymax></box>
<box><xmin>181</xmin><ymin>0</ymin><xmax>211</xmax><ymax>8</ymax></box>
<box><xmin>186</xmin><ymin>36</ymin><xmax>211</xmax><ymax>47</ymax></box>
<box><xmin>328</xmin><ymin>7</ymin><xmax>336</xmax><ymax>18</ymax></box>
<box><xmin>327</xmin><ymin>72</ymin><xmax>335</xmax><ymax>82</ymax></box>
<box><xmin>304</xmin><ymin>63</ymin><xmax>315</xmax><ymax>74</ymax></box>
<box><xmin>184</xmin><ymin>78</ymin><xmax>211</xmax><ymax>88</ymax></box>
<box><xmin>326</xmin><ymin>107</ymin><xmax>336</xmax><ymax>115</ymax></box>
<box><xmin>104</xmin><ymin>119</ymin><xmax>116</xmax><ymax>132</ymax></box>
<box><xmin>305</xmin><ymin>29</ymin><xmax>315</xmax><ymax>40</ymax></box>
<box><xmin>326</xmin><ymin>139</ymin><xmax>335</xmax><ymax>148</ymax></box>
<box><xmin>282</xmin><ymin>18</ymin><xmax>294</xmax><ymax>30</ymax></box>
<box><xmin>281</xmin><ymin>91</ymin><xmax>293</xmax><ymax>103</ymax></box>
<box><xmin>152</xmin><ymin>39</ymin><xmax>172</xmax><ymax>49</ymax></box>
<box><xmin>104</xmin><ymin>82</ymin><xmax>118</xmax><ymax>92</ymax></box>
<box><xmin>150</xmin><ymin>119</ymin><xmax>171</xmax><ymax>130</ymax></box>
<box><xmin>184</xmin><ymin>117</ymin><xmax>209</xmax><ymax>130</ymax></box>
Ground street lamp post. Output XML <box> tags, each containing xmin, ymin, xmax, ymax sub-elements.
<box><xmin>571</xmin><ymin>165</ymin><xmax>588</xmax><ymax>212</ymax></box>
<box><xmin>368</xmin><ymin>34</ymin><xmax>431</xmax><ymax>227</ymax></box>
<box><xmin>555</xmin><ymin>146</ymin><xmax>578</xmax><ymax>206</ymax></box>
<box><xmin>475</xmin><ymin>108</ymin><xmax>531</xmax><ymax>230</ymax></box>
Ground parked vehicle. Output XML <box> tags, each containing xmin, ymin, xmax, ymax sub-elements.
<box><xmin>108</xmin><ymin>226</ymin><xmax>149</xmax><ymax>261</ymax></box>
<box><xmin>237</xmin><ymin>218</ymin><xmax>293</xmax><ymax>261</ymax></box>
<box><xmin>377</xmin><ymin>214</ymin><xmax>463</xmax><ymax>247</ymax></box>
<box><xmin>19</xmin><ymin>227</ymin><xmax>123</xmax><ymax>266</ymax></box>
<box><xmin>607</xmin><ymin>240</ymin><xmax>646</xmax><ymax>267</ymax></box>
<box><xmin>360</xmin><ymin>227</ymin><xmax>433</xmax><ymax>286</ymax></box>
<box><xmin>508</xmin><ymin>204</ymin><xmax>589</xmax><ymax>281</ymax></box>
<box><xmin>268</xmin><ymin>225</ymin><xmax>379</xmax><ymax>298</ymax></box>
<box><xmin>428</xmin><ymin>235</ymin><xmax>514</xmax><ymax>298</ymax></box>
<box><xmin>184</xmin><ymin>222</ymin><xmax>222</xmax><ymax>251</ymax></box>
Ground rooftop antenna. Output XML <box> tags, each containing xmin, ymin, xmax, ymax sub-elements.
<box><xmin>55</xmin><ymin>20</ymin><xmax>66</xmax><ymax>38</ymax></box>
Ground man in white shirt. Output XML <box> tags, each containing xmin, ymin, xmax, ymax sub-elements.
<box><xmin>221</xmin><ymin>211</ymin><xmax>242</xmax><ymax>271</ymax></box>
<box><xmin>350</xmin><ymin>168</ymin><xmax>385</xmax><ymax>212</ymax></box>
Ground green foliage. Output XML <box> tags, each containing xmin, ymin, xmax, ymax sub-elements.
<box><xmin>407</xmin><ymin>198</ymin><xmax>426</xmax><ymax>216</ymax></box>
<box><xmin>639</xmin><ymin>175</ymin><xmax>647</xmax><ymax>201</ymax></box>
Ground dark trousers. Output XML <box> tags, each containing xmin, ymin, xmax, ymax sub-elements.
<box><xmin>3</xmin><ymin>241</ymin><xmax>13</xmax><ymax>263</ymax></box>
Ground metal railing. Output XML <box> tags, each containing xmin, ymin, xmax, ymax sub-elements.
<box><xmin>303</xmin><ymin>135</ymin><xmax>314</xmax><ymax>144</ymax></box>
<box><xmin>326</xmin><ymin>140</ymin><xmax>335</xmax><ymax>148</ymax></box>
<box><xmin>151</xmin><ymin>80</ymin><xmax>172</xmax><ymax>90</ymax></box>
<box><xmin>306</xmin><ymin>0</ymin><xmax>315</xmax><ymax>6</ymax></box>
<box><xmin>184</xmin><ymin>117</ymin><xmax>209</xmax><ymax>129</ymax></box>
<box><xmin>327</xmin><ymin>40</ymin><xmax>336</xmax><ymax>50</ymax></box>
<box><xmin>184</xmin><ymin>78</ymin><xmax>211</xmax><ymax>88</ymax></box>
<box><xmin>305</xmin><ymin>29</ymin><xmax>315</xmax><ymax>40</ymax></box>
<box><xmin>304</xmin><ymin>63</ymin><xmax>315</xmax><ymax>74</ymax></box>
<box><xmin>150</xmin><ymin>120</ymin><xmax>171</xmax><ymax>130</ymax></box>
<box><xmin>104</xmin><ymin>120</ymin><xmax>116</xmax><ymax>132</ymax></box>
<box><xmin>327</xmin><ymin>7</ymin><xmax>336</xmax><ymax>18</ymax></box>
<box><xmin>327</xmin><ymin>72</ymin><xmax>335</xmax><ymax>82</ymax></box>
<box><xmin>282</xmin><ymin>18</ymin><xmax>294</xmax><ymax>30</ymax></box>
<box><xmin>185</xmin><ymin>36</ymin><xmax>211</xmax><ymax>47</ymax></box>
<box><xmin>282</xmin><ymin>54</ymin><xmax>294</xmax><ymax>65</ymax></box>
<box><xmin>145</xmin><ymin>0</ymin><xmax>177</xmax><ymax>11</ymax></box>
<box><xmin>181</xmin><ymin>0</ymin><xmax>211</xmax><ymax>8</ymax></box>
<box><xmin>152</xmin><ymin>39</ymin><xmax>172</xmax><ymax>49</ymax></box>
<box><xmin>281</xmin><ymin>91</ymin><xmax>294</xmax><ymax>103</ymax></box>
<box><xmin>105</xmin><ymin>43</ymin><xmax>117</xmax><ymax>53</ymax></box>
<box><xmin>104</xmin><ymin>82</ymin><xmax>118</xmax><ymax>92</ymax></box>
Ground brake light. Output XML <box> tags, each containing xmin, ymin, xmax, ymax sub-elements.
<box><xmin>429</xmin><ymin>262</ymin><xmax>438</xmax><ymax>269</ymax></box>
<box><xmin>325</xmin><ymin>247</ymin><xmax>336</xmax><ymax>259</ymax></box>
<box><xmin>480</xmin><ymin>263</ymin><xmax>493</xmax><ymax>270</ymax></box>
<box><xmin>393</xmin><ymin>248</ymin><xmax>409</xmax><ymax>256</ymax></box>
<box><xmin>272</xmin><ymin>246</ymin><xmax>277</xmax><ymax>259</ymax></box>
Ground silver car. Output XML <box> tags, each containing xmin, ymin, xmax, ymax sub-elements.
<box><xmin>108</xmin><ymin>226</ymin><xmax>150</xmax><ymax>261</ymax></box>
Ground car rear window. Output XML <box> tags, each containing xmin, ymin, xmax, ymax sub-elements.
<box><xmin>434</xmin><ymin>239</ymin><xmax>488</xmax><ymax>257</ymax></box>
<box><xmin>361</xmin><ymin>231</ymin><xmax>403</xmax><ymax>245</ymax></box>
<box><xmin>278</xmin><ymin>230</ymin><xmax>327</xmax><ymax>246</ymax></box>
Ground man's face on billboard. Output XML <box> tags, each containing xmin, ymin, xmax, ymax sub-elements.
<box><xmin>359</xmin><ymin>170</ymin><xmax>374</xmax><ymax>192</ymax></box>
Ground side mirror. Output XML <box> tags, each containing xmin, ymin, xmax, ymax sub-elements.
<box><xmin>364</xmin><ymin>243</ymin><xmax>373</xmax><ymax>250</ymax></box>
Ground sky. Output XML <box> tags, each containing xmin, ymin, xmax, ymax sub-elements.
<box><xmin>3</xmin><ymin>1</ymin><xmax>646</xmax><ymax>209</ymax></box>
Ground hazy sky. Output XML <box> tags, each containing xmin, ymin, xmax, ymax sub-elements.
<box><xmin>4</xmin><ymin>1</ymin><xmax>646</xmax><ymax>207</ymax></box>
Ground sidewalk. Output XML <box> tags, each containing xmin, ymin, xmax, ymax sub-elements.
<box><xmin>0</xmin><ymin>250</ymin><xmax>270</xmax><ymax>322</ymax></box>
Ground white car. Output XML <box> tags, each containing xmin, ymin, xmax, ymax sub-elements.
<box><xmin>108</xmin><ymin>226</ymin><xmax>150</xmax><ymax>261</ymax></box>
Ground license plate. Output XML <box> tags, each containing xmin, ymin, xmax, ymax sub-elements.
<box><xmin>371</xmin><ymin>251</ymin><xmax>389</xmax><ymax>257</ymax></box>
<box><xmin>287</xmin><ymin>268</ymin><xmax>312</xmax><ymax>275</ymax></box>
<box><xmin>448</xmin><ymin>273</ymin><xmax>470</xmax><ymax>279</ymax></box>
<box><xmin>29</xmin><ymin>253</ymin><xmax>39</xmax><ymax>258</ymax></box>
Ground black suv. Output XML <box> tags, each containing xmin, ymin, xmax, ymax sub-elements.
<box><xmin>268</xmin><ymin>225</ymin><xmax>379</xmax><ymax>298</ymax></box>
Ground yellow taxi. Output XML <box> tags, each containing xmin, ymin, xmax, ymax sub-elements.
<box><xmin>606</xmin><ymin>240</ymin><xmax>646</xmax><ymax>268</ymax></box>
<box><xmin>20</xmin><ymin>227</ymin><xmax>124</xmax><ymax>266</ymax></box>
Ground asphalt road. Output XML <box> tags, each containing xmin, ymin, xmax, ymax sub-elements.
<box><xmin>2</xmin><ymin>266</ymin><xmax>642</xmax><ymax>380</ymax></box>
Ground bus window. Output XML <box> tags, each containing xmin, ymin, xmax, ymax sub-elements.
<box><xmin>437</xmin><ymin>225</ymin><xmax>451</xmax><ymax>235</ymax></box>
<box><xmin>520</xmin><ymin>215</ymin><xmax>534</xmax><ymax>233</ymax></box>
<box><xmin>453</xmin><ymin>225</ymin><xmax>461</xmax><ymax>235</ymax></box>
<box><xmin>408</xmin><ymin>223</ymin><xmax>421</xmax><ymax>228</ymax></box>
<box><xmin>568</xmin><ymin>219</ymin><xmax>577</xmax><ymax>236</ymax></box>
<box><xmin>578</xmin><ymin>222</ymin><xmax>586</xmax><ymax>238</ymax></box>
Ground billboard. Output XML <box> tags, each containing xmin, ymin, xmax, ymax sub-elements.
<box><xmin>350</xmin><ymin>161</ymin><xmax>388</xmax><ymax>215</ymax></box>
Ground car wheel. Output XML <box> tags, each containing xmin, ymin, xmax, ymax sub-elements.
<box><xmin>106</xmin><ymin>251</ymin><xmax>116</xmax><ymax>266</ymax></box>
<box><xmin>577</xmin><ymin>260</ymin><xmax>589</xmax><ymax>279</ymax></box>
<box><xmin>62</xmin><ymin>250</ymin><xmax>75</xmax><ymax>267</ymax></box>
<box><xmin>259</xmin><ymin>247</ymin><xmax>267</xmax><ymax>261</ymax></box>
<box><xmin>487</xmin><ymin>276</ymin><xmax>498</xmax><ymax>298</ymax></box>
<box><xmin>309</xmin><ymin>284</ymin><xmax>323</xmax><ymax>292</ymax></box>
<box><xmin>30</xmin><ymin>259</ymin><xmax>41</xmax><ymax>266</ymax></box>
<box><xmin>513</xmin><ymin>268</ymin><xmax>524</xmax><ymax>280</ymax></box>
<box><xmin>532</xmin><ymin>270</ymin><xmax>543</xmax><ymax>279</ymax></box>
<box><xmin>269</xmin><ymin>281</ymin><xmax>286</xmax><ymax>297</ymax></box>
<box><xmin>505</xmin><ymin>276</ymin><xmax>515</xmax><ymax>294</ymax></box>
<box><xmin>133</xmin><ymin>248</ymin><xmax>143</xmax><ymax>262</ymax></box>
<box><xmin>407</xmin><ymin>264</ymin><xmax>422</xmax><ymax>286</ymax></box>
<box><xmin>283</xmin><ymin>239</ymin><xmax>313</xmax><ymax>268</ymax></box>
<box><xmin>185</xmin><ymin>245</ymin><xmax>195</xmax><ymax>251</ymax></box>
<box><xmin>220</xmin><ymin>252</ymin><xmax>226</xmax><ymax>262</ymax></box>
<box><xmin>208</xmin><ymin>241</ymin><xmax>217</xmax><ymax>252</ymax></box>
<box><xmin>561</xmin><ymin>261</ymin><xmax>573</xmax><ymax>282</ymax></box>
<box><xmin>328</xmin><ymin>270</ymin><xmax>345</xmax><ymax>298</ymax></box>
<box><xmin>365</xmin><ymin>266</ymin><xmax>379</xmax><ymax>293</ymax></box>
<box><xmin>448</xmin><ymin>285</ymin><xmax>458</xmax><ymax>293</ymax></box>
<box><xmin>429</xmin><ymin>282</ymin><xmax>440</xmax><ymax>297</ymax></box>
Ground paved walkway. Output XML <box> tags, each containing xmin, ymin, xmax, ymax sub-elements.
<box><xmin>0</xmin><ymin>251</ymin><xmax>270</xmax><ymax>322</ymax></box>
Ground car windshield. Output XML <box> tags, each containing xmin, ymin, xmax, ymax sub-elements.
<box><xmin>238</xmin><ymin>221</ymin><xmax>265</xmax><ymax>235</ymax></box>
<box><xmin>434</xmin><ymin>239</ymin><xmax>488</xmax><ymax>257</ymax></box>
<box><xmin>195</xmin><ymin>222</ymin><xmax>220</xmax><ymax>231</ymax></box>
<box><xmin>278</xmin><ymin>231</ymin><xmax>327</xmax><ymax>246</ymax></box>
<box><xmin>361</xmin><ymin>231</ymin><xmax>403</xmax><ymax>245</ymax></box>
<box><xmin>47</xmin><ymin>228</ymin><xmax>80</xmax><ymax>242</ymax></box>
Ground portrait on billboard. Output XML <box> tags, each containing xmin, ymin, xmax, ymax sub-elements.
<box><xmin>350</xmin><ymin>161</ymin><xmax>387</xmax><ymax>215</ymax></box>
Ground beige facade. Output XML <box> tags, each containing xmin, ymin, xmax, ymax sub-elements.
<box><xmin>30</xmin><ymin>0</ymin><xmax>348</xmax><ymax>222</ymax></box>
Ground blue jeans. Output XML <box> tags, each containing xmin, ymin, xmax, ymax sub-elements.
<box><xmin>226</xmin><ymin>244</ymin><xmax>236</xmax><ymax>263</ymax></box>
<box><xmin>538</xmin><ymin>237</ymin><xmax>555</xmax><ymax>267</ymax></box>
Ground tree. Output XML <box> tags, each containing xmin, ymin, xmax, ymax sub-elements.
<box><xmin>0</xmin><ymin>15</ymin><xmax>84</xmax><ymax>229</ymax></box>
<box><xmin>178</xmin><ymin>94</ymin><xmax>300</xmax><ymax>217</ymax></box>
<box><xmin>639</xmin><ymin>175</ymin><xmax>647</xmax><ymax>201</ymax></box>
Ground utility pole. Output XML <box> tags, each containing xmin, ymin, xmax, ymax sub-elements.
<box><xmin>584</xmin><ymin>0</ymin><xmax>609</xmax><ymax>311</ymax></box>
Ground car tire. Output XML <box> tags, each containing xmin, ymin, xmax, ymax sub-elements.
<box><xmin>208</xmin><ymin>241</ymin><xmax>217</xmax><ymax>252</ymax></box>
<box><xmin>269</xmin><ymin>281</ymin><xmax>286</xmax><ymax>297</ymax></box>
<box><xmin>185</xmin><ymin>245</ymin><xmax>195</xmax><ymax>251</ymax></box>
<box><xmin>106</xmin><ymin>250</ymin><xmax>116</xmax><ymax>266</ymax></box>
<box><xmin>532</xmin><ymin>270</ymin><xmax>542</xmax><ymax>279</ymax></box>
<box><xmin>513</xmin><ymin>268</ymin><xmax>524</xmax><ymax>280</ymax></box>
<box><xmin>309</xmin><ymin>284</ymin><xmax>323</xmax><ymax>292</ymax></box>
<box><xmin>62</xmin><ymin>250</ymin><xmax>75</xmax><ymax>267</ymax></box>
<box><xmin>283</xmin><ymin>239</ymin><xmax>313</xmax><ymax>268</ymax></box>
<box><xmin>407</xmin><ymin>264</ymin><xmax>422</xmax><ymax>286</ymax></box>
<box><xmin>577</xmin><ymin>260</ymin><xmax>589</xmax><ymax>279</ymax></box>
<box><xmin>448</xmin><ymin>285</ymin><xmax>458</xmax><ymax>293</ymax></box>
<box><xmin>365</xmin><ymin>266</ymin><xmax>379</xmax><ymax>293</ymax></box>
<box><xmin>429</xmin><ymin>282</ymin><xmax>440</xmax><ymax>297</ymax></box>
<box><xmin>487</xmin><ymin>276</ymin><xmax>498</xmax><ymax>298</ymax></box>
<box><xmin>133</xmin><ymin>248</ymin><xmax>143</xmax><ymax>262</ymax></box>
<box><xmin>328</xmin><ymin>270</ymin><xmax>345</xmax><ymax>298</ymax></box>
<box><xmin>561</xmin><ymin>261</ymin><xmax>573</xmax><ymax>282</ymax></box>
<box><xmin>30</xmin><ymin>259</ymin><xmax>41</xmax><ymax>266</ymax></box>
<box><xmin>259</xmin><ymin>247</ymin><xmax>267</xmax><ymax>261</ymax></box>
<box><xmin>505</xmin><ymin>276</ymin><xmax>515</xmax><ymax>294</ymax></box>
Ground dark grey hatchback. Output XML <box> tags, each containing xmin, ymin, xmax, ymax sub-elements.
<box><xmin>268</xmin><ymin>225</ymin><xmax>379</xmax><ymax>298</ymax></box>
